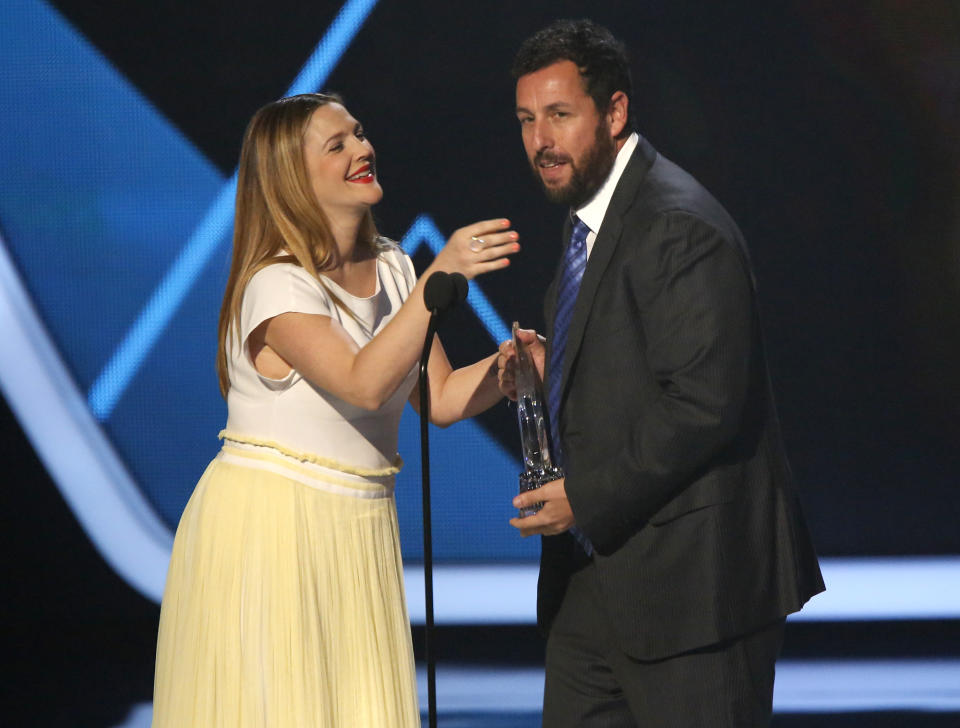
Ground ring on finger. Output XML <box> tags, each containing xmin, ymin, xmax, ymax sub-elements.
<box><xmin>469</xmin><ymin>236</ymin><xmax>485</xmax><ymax>252</ymax></box>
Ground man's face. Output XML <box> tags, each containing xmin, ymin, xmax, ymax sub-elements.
<box><xmin>515</xmin><ymin>60</ymin><xmax>617</xmax><ymax>208</ymax></box>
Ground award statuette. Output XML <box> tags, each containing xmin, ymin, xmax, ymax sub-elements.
<box><xmin>512</xmin><ymin>322</ymin><xmax>564</xmax><ymax>517</ymax></box>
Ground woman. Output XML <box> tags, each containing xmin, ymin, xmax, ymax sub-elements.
<box><xmin>152</xmin><ymin>93</ymin><xmax>518</xmax><ymax>727</ymax></box>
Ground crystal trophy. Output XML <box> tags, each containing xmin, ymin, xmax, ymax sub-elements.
<box><xmin>513</xmin><ymin>322</ymin><xmax>564</xmax><ymax>517</ymax></box>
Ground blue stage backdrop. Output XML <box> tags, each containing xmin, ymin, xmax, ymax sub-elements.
<box><xmin>2</xmin><ymin>0</ymin><xmax>960</xmax><ymax>609</ymax></box>
<box><xmin>0</xmin><ymin>0</ymin><xmax>538</xmax><ymax>593</ymax></box>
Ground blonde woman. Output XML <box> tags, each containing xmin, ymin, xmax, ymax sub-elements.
<box><xmin>152</xmin><ymin>93</ymin><xmax>518</xmax><ymax>727</ymax></box>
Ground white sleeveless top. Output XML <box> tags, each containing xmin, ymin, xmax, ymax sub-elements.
<box><xmin>223</xmin><ymin>245</ymin><xmax>418</xmax><ymax>473</ymax></box>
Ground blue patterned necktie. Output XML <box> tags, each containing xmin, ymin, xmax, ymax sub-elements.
<box><xmin>547</xmin><ymin>217</ymin><xmax>593</xmax><ymax>556</ymax></box>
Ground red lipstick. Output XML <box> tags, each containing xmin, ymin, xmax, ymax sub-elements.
<box><xmin>347</xmin><ymin>163</ymin><xmax>375</xmax><ymax>184</ymax></box>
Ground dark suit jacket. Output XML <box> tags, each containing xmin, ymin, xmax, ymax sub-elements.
<box><xmin>540</xmin><ymin>135</ymin><xmax>824</xmax><ymax>661</ymax></box>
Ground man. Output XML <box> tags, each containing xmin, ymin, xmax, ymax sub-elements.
<box><xmin>498</xmin><ymin>19</ymin><xmax>824</xmax><ymax>727</ymax></box>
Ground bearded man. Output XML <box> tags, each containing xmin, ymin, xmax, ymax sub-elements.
<box><xmin>499</xmin><ymin>19</ymin><xmax>824</xmax><ymax>728</ymax></box>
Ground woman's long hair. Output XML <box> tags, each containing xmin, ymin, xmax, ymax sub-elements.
<box><xmin>216</xmin><ymin>93</ymin><xmax>381</xmax><ymax>397</ymax></box>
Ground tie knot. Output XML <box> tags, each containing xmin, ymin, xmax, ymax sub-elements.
<box><xmin>571</xmin><ymin>217</ymin><xmax>590</xmax><ymax>244</ymax></box>
<box><xmin>567</xmin><ymin>218</ymin><xmax>589</xmax><ymax>261</ymax></box>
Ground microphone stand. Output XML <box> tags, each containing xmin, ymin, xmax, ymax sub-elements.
<box><xmin>418</xmin><ymin>308</ymin><xmax>441</xmax><ymax>728</ymax></box>
<box><xmin>416</xmin><ymin>270</ymin><xmax>465</xmax><ymax>728</ymax></box>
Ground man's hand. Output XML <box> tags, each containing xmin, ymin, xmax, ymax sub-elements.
<box><xmin>497</xmin><ymin>328</ymin><xmax>546</xmax><ymax>401</ymax></box>
<box><xmin>509</xmin><ymin>478</ymin><xmax>575</xmax><ymax>537</ymax></box>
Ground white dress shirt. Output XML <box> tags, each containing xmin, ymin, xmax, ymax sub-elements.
<box><xmin>574</xmin><ymin>132</ymin><xmax>639</xmax><ymax>258</ymax></box>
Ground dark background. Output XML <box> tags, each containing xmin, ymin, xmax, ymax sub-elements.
<box><xmin>3</xmin><ymin>0</ymin><xmax>959</xmax><ymax>724</ymax></box>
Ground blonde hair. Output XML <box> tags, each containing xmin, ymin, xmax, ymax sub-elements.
<box><xmin>216</xmin><ymin>93</ymin><xmax>383</xmax><ymax>397</ymax></box>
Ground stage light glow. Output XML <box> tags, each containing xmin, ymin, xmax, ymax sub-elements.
<box><xmin>402</xmin><ymin>558</ymin><xmax>960</xmax><ymax>625</ymax></box>
<box><xmin>112</xmin><ymin>658</ymin><xmax>960</xmax><ymax>725</ymax></box>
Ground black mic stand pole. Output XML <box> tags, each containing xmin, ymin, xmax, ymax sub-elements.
<box><xmin>418</xmin><ymin>310</ymin><xmax>440</xmax><ymax>728</ymax></box>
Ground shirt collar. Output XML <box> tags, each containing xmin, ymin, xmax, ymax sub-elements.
<box><xmin>573</xmin><ymin>132</ymin><xmax>639</xmax><ymax>234</ymax></box>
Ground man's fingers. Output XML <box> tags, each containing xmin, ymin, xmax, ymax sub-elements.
<box><xmin>510</xmin><ymin>478</ymin><xmax>570</xmax><ymax>537</ymax></box>
<box><xmin>512</xmin><ymin>480</ymin><xmax>560</xmax><ymax>509</ymax></box>
<box><xmin>509</xmin><ymin>513</ymin><xmax>564</xmax><ymax>538</ymax></box>
<box><xmin>509</xmin><ymin>514</ymin><xmax>542</xmax><ymax>537</ymax></box>
<box><xmin>508</xmin><ymin>516</ymin><xmax>527</xmax><ymax>534</ymax></box>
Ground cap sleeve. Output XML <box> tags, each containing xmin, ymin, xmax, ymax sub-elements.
<box><xmin>400</xmin><ymin>249</ymin><xmax>417</xmax><ymax>291</ymax></box>
<box><xmin>378</xmin><ymin>241</ymin><xmax>418</xmax><ymax>299</ymax></box>
<box><xmin>240</xmin><ymin>263</ymin><xmax>332</xmax><ymax>346</ymax></box>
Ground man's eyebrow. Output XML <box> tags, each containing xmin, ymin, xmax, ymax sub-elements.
<box><xmin>515</xmin><ymin>101</ymin><xmax>574</xmax><ymax>115</ymax></box>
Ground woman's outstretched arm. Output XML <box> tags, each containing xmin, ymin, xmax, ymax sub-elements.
<box><xmin>408</xmin><ymin>338</ymin><xmax>503</xmax><ymax>427</ymax></box>
<box><xmin>259</xmin><ymin>219</ymin><xmax>519</xmax><ymax>410</ymax></box>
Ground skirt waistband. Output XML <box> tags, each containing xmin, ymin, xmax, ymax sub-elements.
<box><xmin>217</xmin><ymin>435</ymin><xmax>396</xmax><ymax>500</ymax></box>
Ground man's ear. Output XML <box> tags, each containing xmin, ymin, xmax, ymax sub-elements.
<box><xmin>607</xmin><ymin>91</ymin><xmax>628</xmax><ymax>138</ymax></box>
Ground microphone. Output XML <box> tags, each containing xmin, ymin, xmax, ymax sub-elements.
<box><xmin>450</xmin><ymin>272</ymin><xmax>467</xmax><ymax>306</ymax></box>
<box><xmin>423</xmin><ymin>271</ymin><xmax>466</xmax><ymax>315</ymax></box>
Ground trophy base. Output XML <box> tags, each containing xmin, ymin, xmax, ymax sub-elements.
<box><xmin>518</xmin><ymin>466</ymin><xmax>564</xmax><ymax>518</ymax></box>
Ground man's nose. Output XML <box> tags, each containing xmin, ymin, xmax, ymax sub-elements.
<box><xmin>530</xmin><ymin>119</ymin><xmax>552</xmax><ymax>151</ymax></box>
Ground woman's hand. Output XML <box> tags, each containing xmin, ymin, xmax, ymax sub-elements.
<box><xmin>497</xmin><ymin>338</ymin><xmax>519</xmax><ymax>401</ymax></box>
<box><xmin>497</xmin><ymin>328</ymin><xmax>545</xmax><ymax>401</ymax></box>
<box><xmin>428</xmin><ymin>218</ymin><xmax>519</xmax><ymax>280</ymax></box>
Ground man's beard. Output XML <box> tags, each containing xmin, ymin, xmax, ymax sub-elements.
<box><xmin>531</xmin><ymin>121</ymin><xmax>617</xmax><ymax>208</ymax></box>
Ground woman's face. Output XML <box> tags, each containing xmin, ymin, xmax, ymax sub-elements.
<box><xmin>302</xmin><ymin>102</ymin><xmax>383</xmax><ymax>218</ymax></box>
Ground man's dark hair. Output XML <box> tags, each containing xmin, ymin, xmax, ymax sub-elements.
<box><xmin>511</xmin><ymin>19</ymin><xmax>635</xmax><ymax>136</ymax></box>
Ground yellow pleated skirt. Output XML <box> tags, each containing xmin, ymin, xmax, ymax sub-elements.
<box><xmin>152</xmin><ymin>437</ymin><xmax>420</xmax><ymax>727</ymax></box>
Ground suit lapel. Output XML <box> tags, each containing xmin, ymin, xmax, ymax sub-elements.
<box><xmin>557</xmin><ymin>138</ymin><xmax>658</xmax><ymax>403</ymax></box>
